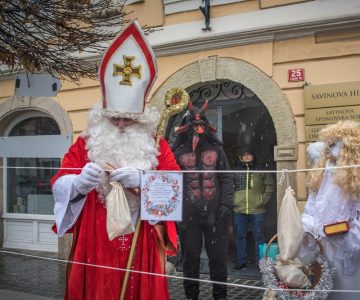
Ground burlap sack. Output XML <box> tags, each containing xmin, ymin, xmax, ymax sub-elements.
<box><xmin>275</xmin><ymin>258</ymin><xmax>311</xmax><ymax>288</ymax></box>
<box><xmin>274</xmin><ymin>187</ymin><xmax>310</xmax><ymax>288</ymax></box>
<box><xmin>262</xmin><ymin>288</ymin><xmax>277</xmax><ymax>300</ymax></box>
<box><xmin>278</xmin><ymin>186</ymin><xmax>304</xmax><ymax>261</ymax></box>
<box><xmin>106</xmin><ymin>182</ymin><xmax>135</xmax><ymax>240</ymax></box>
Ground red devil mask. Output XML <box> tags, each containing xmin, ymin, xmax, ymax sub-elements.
<box><xmin>176</xmin><ymin>100</ymin><xmax>218</xmax><ymax>151</ymax></box>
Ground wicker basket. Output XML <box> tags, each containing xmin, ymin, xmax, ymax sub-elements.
<box><xmin>260</xmin><ymin>234</ymin><xmax>335</xmax><ymax>300</ymax></box>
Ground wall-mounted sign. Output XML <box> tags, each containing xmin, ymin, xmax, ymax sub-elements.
<box><xmin>274</xmin><ymin>145</ymin><xmax>298</xmax><ymax>161</ymax></box>
<box><xmin>304</xmin><ymin>81</ymin><xmax>360</xmax><ymax>109</ymax></box>
<box><xmin>304</xmin><ymin>81</ymin><xmax>360</xmax><ymax>142</ymax></box>
<box><xmin>288</xmin><ymin>68</ymin><xmax>304</xmax><ymax>82</ymax></box>
<box><xmin>305</xmin><ymin>105</ymin><xmax>360</xmax><ymax>125</ymax></box>
<box><xmin>15</xmin><ymin>73</ymin><xmax>62</xmax><ymax>97</ymax></box>
<box><xmin>305</xmin><ymin>125</ymin><xmax>327</xmax><ymax>142</ymax></box>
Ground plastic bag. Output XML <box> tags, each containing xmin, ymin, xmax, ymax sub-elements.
<box><xmin>106</xmin><ymin>182</ymin><xmax>135</xmax><ymax>240</ymax></box>
<box><xmin>259</xmin><ymin>243</ymin><xmax>279</xmax><ymax>261</ymax></box>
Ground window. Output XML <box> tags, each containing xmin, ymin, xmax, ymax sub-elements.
<box><xmin>9</xmin><ymin>117</ymin><xmax>60</xmax><ymax>136</ymax></box>
<box><xmin>4</xmin><ymin>114</ymin><xmax>62</xmax><ymax>215</ymax></box>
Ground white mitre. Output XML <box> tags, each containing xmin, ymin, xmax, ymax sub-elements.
<box><xmin>98</xmin><ymin>20</ymin><xmax>158</xmax><ymax>119</ymax></box>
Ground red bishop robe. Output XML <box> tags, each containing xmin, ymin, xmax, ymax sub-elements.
<box><xmin>51</xmin><ymin>137</ymin><xmax>179</xmax><ymax>300</ymax></box>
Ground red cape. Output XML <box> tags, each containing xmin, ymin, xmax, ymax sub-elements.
<box><xmin>52</xmin><ymin>137</ymin><xmax>179</xmax><ymax>300</ymax></box>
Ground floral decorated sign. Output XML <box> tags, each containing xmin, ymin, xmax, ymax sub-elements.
<box><xmin>140</xmin><ymin>172</ymin><xmax>183</xmax><ymax>221</ymax></box>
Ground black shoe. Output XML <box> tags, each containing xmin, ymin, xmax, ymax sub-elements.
<box><xmin>233</xmin><ymin>263</ymin><xmax>247</xmax><ymax>270</ymax></box>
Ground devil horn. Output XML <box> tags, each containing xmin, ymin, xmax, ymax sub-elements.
<box><xmin>200</xmin><ymin>100</ymin><xmax>209</xmax><ymax>113</ymax></box>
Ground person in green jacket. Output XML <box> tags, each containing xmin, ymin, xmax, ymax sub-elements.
<box><xmin>233</xmin><ymin>145</ymin><xmax>275</xmax><ymax>270</ymax></box>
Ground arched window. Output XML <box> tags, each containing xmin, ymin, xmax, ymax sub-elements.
<box><xmin>9</xmin><ymin>116</ymin><xmax>60</xmax><ymax>136</ymax></box>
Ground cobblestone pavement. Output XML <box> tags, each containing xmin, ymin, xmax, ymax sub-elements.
<box><xmin>0</xmin><ymin>250</ymin><xmax>65</xmax><ymax>300</ymax></box>
<box><xmin>0</xmin><ymin>250</ymin><xmax>264</xmax><ymax>300</ymax></box>
<box><xmin>169</xmin><ymin>275</ymin><xmax>264</xmax><ymax>300</ymax></box>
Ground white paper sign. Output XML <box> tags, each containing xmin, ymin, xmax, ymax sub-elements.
<box><xmin>140</xmin><ymin>172</ymin><xmax>183</xmax><ymax>221</ymax></box>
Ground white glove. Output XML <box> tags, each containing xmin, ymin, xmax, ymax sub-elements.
<box><xmin>109</xmin><ymin>166</ymin><xmax>140</xmax><ymax>188</ymax></box>
<box><xmin>73</xmin><ymin>163</ymin><xmax>103</xmax><ymax>195</ymax></box>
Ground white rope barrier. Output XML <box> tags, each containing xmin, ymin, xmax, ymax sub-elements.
<box><xmin>1</xmin><ymin>164</ymin><xmax>360</xmax><ymax>173</ymax></box>
<box><xmin>0</xmin><ymin>249</ymin><xmax>359</xmax><ymax>294</ymax></box>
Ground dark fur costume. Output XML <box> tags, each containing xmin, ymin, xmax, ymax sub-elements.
<box><xmin>172</xmin><ymin>101</ymin><xmax>233</xmax><ymax>300</ymax></box>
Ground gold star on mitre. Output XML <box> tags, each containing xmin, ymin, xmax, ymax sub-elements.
<box><xmin>113</xmin><ymin>55</ymin><xmax>142</xmax><ymax>86</ymax></box>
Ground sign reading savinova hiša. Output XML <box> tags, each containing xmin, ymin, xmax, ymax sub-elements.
<box><xmin>304</xmin><ymin>81</ymin><xmax>360</xmax><ymax>141</ymax></box>
<box><xmin>304</xmin><ymin>81</ymin><xmax>360</xmax><ymax>109</ymax></box>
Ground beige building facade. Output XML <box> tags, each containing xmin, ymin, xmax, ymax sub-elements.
<box><xmin>0</xmin><ymin>0</ymin><xmax>360</xmax><ymax>255</ymax></box>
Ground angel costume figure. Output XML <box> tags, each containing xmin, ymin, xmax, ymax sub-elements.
<box><xmin>302</xmin><ymin>120</ymin><xmax>360</xmax><ymax>300</ymax></box>
<box><xmin>51</xmin><ymin>21</ymin><xmax>179</xmax><ymax>300</ymax></box>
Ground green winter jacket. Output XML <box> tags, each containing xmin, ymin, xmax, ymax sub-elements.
<box><xmin>233</xmin><ymin>162</ymin><xmax>275</xmax><ymax>214</ymax></box>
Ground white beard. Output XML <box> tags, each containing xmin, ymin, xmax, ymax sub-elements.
<box><xmin>82</xmin><ymin>105</ymin><xmax>160</xmax><ymax>201</ymax></box>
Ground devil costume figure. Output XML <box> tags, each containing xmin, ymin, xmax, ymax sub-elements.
<box><xmin>172</xmin><ymin>101</ymin><xmax>234</xmax><ymax>300</ymax></box>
